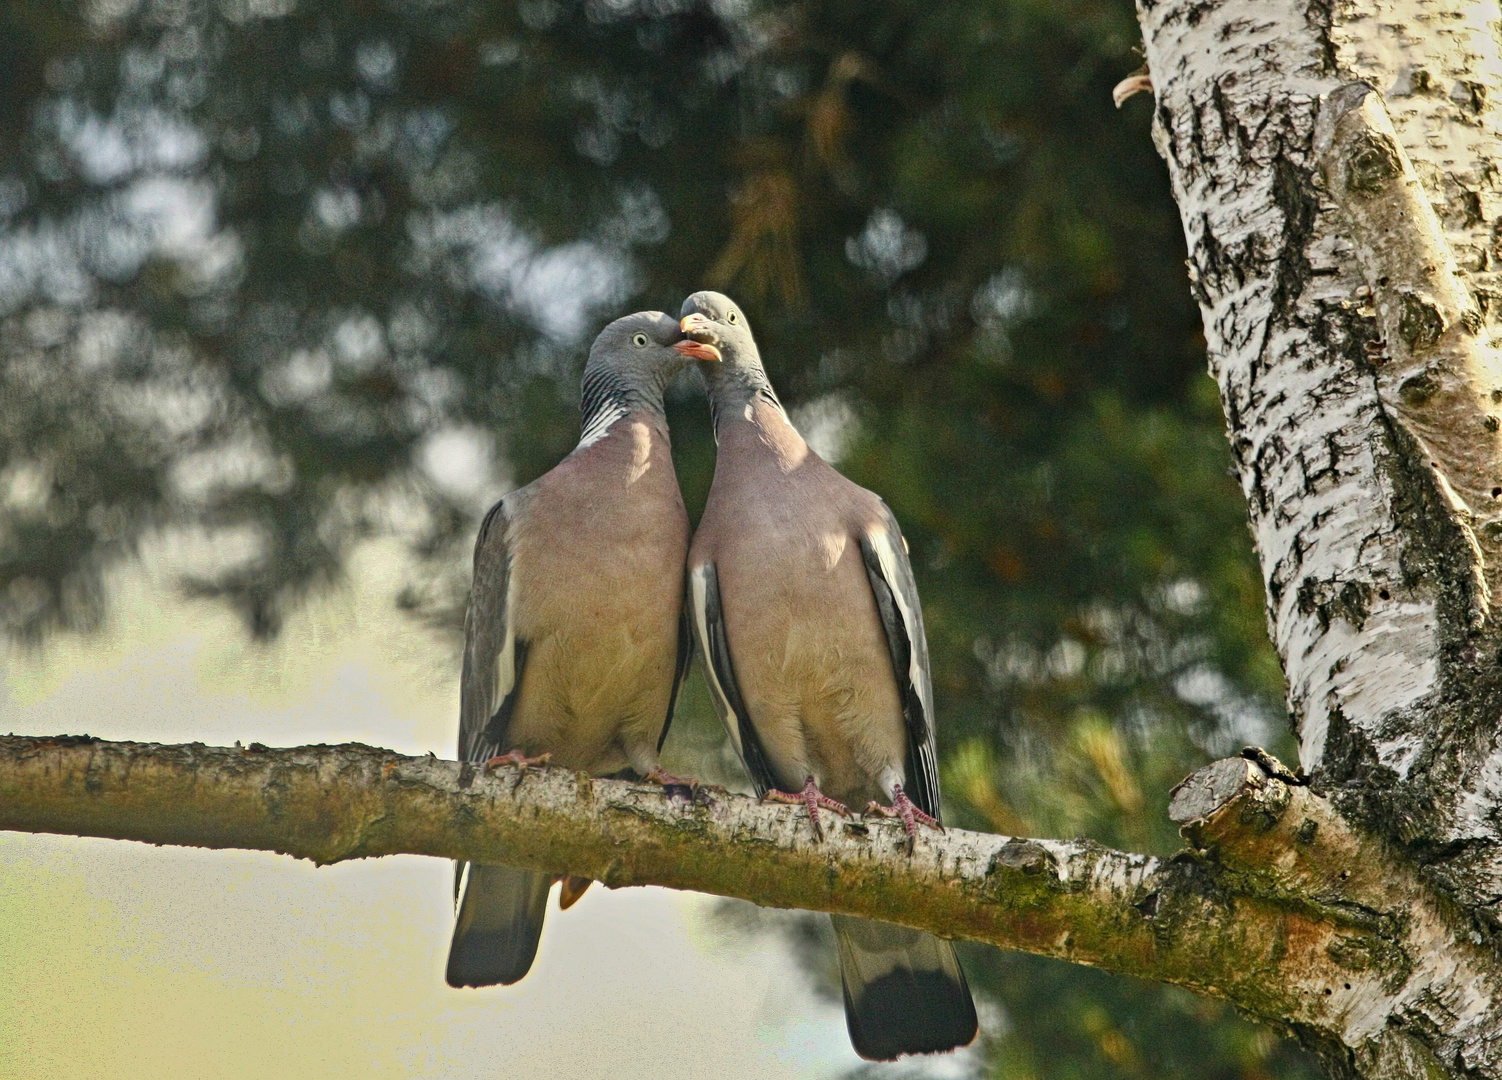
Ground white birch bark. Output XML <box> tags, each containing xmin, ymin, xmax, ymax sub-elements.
<box><xmin>1139</xmin><ymin>0</ymin><xmax>1502</xmax><ymax>1074</ymax></box>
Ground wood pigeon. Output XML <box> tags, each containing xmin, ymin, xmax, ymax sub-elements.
<box><xmin>676</xmin><ymin>290</ymin><xmax>979</xmax><ymax>1060</ymax></box>
<box><xmin>447</xmin><ymin>310</ymin><xmax>696</xmax><ymax>988</ymax></box>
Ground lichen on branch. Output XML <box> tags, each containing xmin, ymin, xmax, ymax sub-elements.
<box><xmin>2</xmin><ymin>733</ymin><xmax>1495</xmax><ymax>1075</ymax></box>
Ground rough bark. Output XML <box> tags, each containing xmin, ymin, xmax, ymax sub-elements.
<box><xmin>1138</xmin><ymin>0</ymin><xmax>1502</xmax><ymax>1075</ymax></box>
<box><xmin>2</xmin><ymin>733</ymin><xmax>1499</xmax><ymax>1074</ymax></box>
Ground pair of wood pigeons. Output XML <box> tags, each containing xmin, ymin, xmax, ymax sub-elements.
<box><xmin>446</xmin><ymin>290</ymin><xmax>979</xmax><ymax>1061</ymax></box>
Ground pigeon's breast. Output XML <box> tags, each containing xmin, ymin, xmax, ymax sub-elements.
<box><xmin>703</xmin><ymin>456</ymin><xmax>907</xmax><ymax>804</ymax></box>
<box><xmin>504</xmin><ymin>417</ymin><xmax>689</xmax><ymax>771</ymax></box>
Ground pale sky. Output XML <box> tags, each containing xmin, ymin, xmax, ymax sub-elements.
<box><xmin>0</xmin><ymin>540</ymin><xmax>984</xmax><ymax>1080</ymax></box>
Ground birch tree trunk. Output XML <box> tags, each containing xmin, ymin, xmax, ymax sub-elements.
<box><xmin>1138</xmin><ymin>0</ymin><xmax>1502</xmax><ymax>1075</ymax></box>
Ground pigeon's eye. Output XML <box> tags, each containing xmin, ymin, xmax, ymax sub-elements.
<box><xmin>632</xmin><ymin>333</ymin><xmax>649</xmax><ymax>348</ymax></box>
<box><xmin>727</xmin><ymin>311</ymin><xmax>739</xmax><ymax>324</ymax></box>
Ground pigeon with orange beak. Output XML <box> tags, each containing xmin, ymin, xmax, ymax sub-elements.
<box><xmin>677</xmin><ymin>290</ymin><xmax>979</xmax><ymax>1060</ymax></box>
<box><xmin>447</xmin><ymin>310</ymin><xmax>696</xmax><ymax>988</ymax></box>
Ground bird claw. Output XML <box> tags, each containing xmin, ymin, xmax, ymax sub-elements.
<box><xmin>764</xmin><ymin>777</ymin><xmax>850</xmax><ymax>841</ymax></box>
<box><xmin>483</xmin><ymin>750</ymin><xmax>551</xmax><ymax>778</ymax></box>
<box><xmin>645</xmin><ymin>766</ymin><xmax>711</xmax><ymax>805</ymax></box>
<box><xmin>865</xmin><ymin>783</ymin><xmax>943</xmax><ymax>850</ymax></box>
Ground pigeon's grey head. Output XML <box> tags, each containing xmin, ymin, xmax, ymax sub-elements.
<box><xmin>594</xmin><ymin>310</ymin><xmax>693</xmax><ymax>378</ymax></box>
<box><xmin>588</xmin><ymin>309</ymin><xmax>690</xmax><ymax>386</ymax></box>
<box><xmin>577</xmin><ymin>311</ymin><xmax>690</xmax><ymax>431</ymax></box>
<box><xmin>676</xmin><ymin>290</ymin><xmax>760</xmax><ymax>371</ymax></box>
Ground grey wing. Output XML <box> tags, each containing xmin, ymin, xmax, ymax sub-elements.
<box><xmin>858</xmin><ymin>503</ymin><xmax>941</xmax><ymax>823</ymax></box>
<box><xmin>687</xmin><ymin>562</ymin><xmax>779</xmax><ymax>797</ymax></box>
<box><xmin>657</xmin><ymin>606</ymin><xmax>694</xmax><ymax>753</ymax></box>
<box><xmin>459</xmin><ymin>497</ymin><xmax>528</xmax><ymax>765</ymax></box>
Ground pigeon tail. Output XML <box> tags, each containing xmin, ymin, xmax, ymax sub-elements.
<box><xmin>831</xmin><ymin>914</ymin><xmax>979</xmax><ymax>1061</ymax></box>
<box><xmin>446</xmin><ymin>863</ymin><xmax>551</xmax><ymax>987</ymax></box>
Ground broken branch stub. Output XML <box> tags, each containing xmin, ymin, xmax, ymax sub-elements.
<box><xmin>1168</xmin><ymin>750</ymin><xmax>1502</xmax><ymax>1077</ymax></box>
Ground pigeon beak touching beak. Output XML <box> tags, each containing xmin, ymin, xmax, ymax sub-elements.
<box><xmin>674</xmin><ymin>339</ymin><xmax>721</xmax><ymax>361</ymax></box>
<box><xmin>674</xmin><ymin>314</ymin><xmax>723</xmax><ymax>362</ymax></box>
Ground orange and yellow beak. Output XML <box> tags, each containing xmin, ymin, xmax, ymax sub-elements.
<box><xmin>674</xmin><ymin>314</ymin><xmax>722</xmax><ymax>361</ymax></box>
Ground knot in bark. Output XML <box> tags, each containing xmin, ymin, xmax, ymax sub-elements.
<box><xmin>1397</xmin><ymin>293</ymin><xmax>1446</xmax><ymax>352</ymax></box>
<box><xmin>1346</xmin><ymin>130</ymin><xmax>1402</xmax><ymax>194</ymax></box>
<box><xmin>1398</xmin><ymin>366</ymin><xmax>1443</xmax><ymax>406</ymax></box>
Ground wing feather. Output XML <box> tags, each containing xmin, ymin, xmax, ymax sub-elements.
<box><xmin>859</xmin><ymin>504</ymin><xmax>941</xmax><ymax>822</ymax></box>
<box><xmin>459</xmin><ymin>498</ymin><xmax>528</xmax><ymax>765</ymax></box>
<box><xmin>657</xmin><ymin>606</ymin><xmax>694</xmax><ymax>753</ymax></box>
<box><xmin>688</xmin><ymin>562</ymin><xmax>779</xmax><ymax>796</ymax></box>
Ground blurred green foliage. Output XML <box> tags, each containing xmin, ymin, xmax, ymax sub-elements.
<box><xmin>0</xmin><ymin>0</ymin><xmax>1312</xmax><ymax>1074</ymax></box>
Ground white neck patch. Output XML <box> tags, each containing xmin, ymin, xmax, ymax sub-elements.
<box><xmin>576</xmin><ymin>401</ymin><xmax>629</xmax><ymax>451</ymax></box>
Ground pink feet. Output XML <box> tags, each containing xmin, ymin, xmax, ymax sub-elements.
<box><xmin>865</xmin><ymin>783</ymin><xmax>943</xmax><ymax>849</ymax></box>
<box><xmin>646</xmin><ymin>764</ymin><xmax>698</xmax><ymax>789</ymax></box>
<box><xmin>765</xmin><ymin>776</ymin><xmax>850</xmax><ymax>840</ymax></box>
<box><xmin>483</xmin><ymin>749</ymin><xmax>551</xmax><ymax>776</ymax></box>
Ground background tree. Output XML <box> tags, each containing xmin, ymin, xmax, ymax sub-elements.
<box><xmin>0</xmin><ymin>0</ymin><xmax>1331</xmax><ymax>1076</ymax></box>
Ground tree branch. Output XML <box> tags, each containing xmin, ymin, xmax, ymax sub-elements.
<box><xmin>4</xmin><ymin>733</ymin><xmax>1497</xmax><ymax>1073</ymax></box>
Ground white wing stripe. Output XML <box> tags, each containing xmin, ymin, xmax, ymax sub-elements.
<box><xmin>690</xmin><ymin>563</ymin><xmax>743</xmax><ymax>756</ymax></box>
<box><xmin>870</xmin><ymin>529</ymin><xmax>925</xmax><ymax>704</ymax></box>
